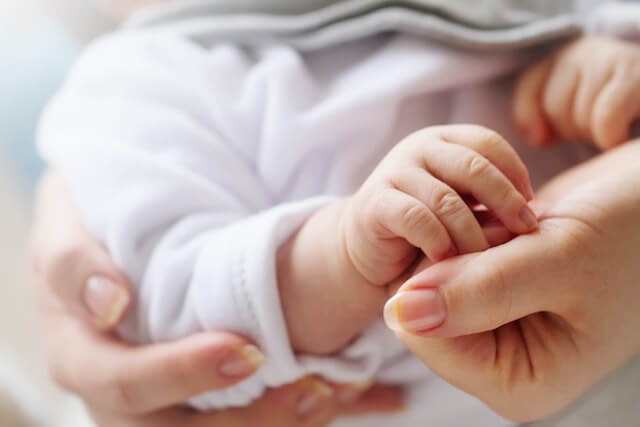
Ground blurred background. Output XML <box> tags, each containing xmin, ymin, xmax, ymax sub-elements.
<box><xmin>0</xmin><ymin>1</ymin><xmax>111</xmax><ymax>425</ymax></box>
<box><xmin>1</xmin><ymin>1</ymin><xmax>639</xmax><ymax>426</ymax></box>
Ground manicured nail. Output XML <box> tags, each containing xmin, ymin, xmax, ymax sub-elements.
<box><xmin>219</xmin><ymin>344</ymin><xmax>265</xmax><ymax>377</ymax></box>
<box><xmin>337</xmin><ymin>380</ymin><xmax>373</xmax><ymax>405</ymax></box>
<box><xmin>518</xmin><ymin>205</ymin><xmax>538</xmax><ymax>231</ymax></box>
<box><xmin>297</xmin><ymin>378</ymin><xmax>333</xmax><ymax>416</ymax></box>
<box><xmin>85</xmin><ymin>276</ymin><xmax>130</xmax><ymax>326</ymax></box>
<box><xmin>384</xmin><ymin>289</ymin><xmax>446</xmax><ymax>334</ymax></box>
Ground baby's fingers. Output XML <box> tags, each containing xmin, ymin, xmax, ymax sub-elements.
<box><xmin>431</xmin><ymin>125</ymin><xmax>534</xmax><ymax>200</ymax></box>
<box><xmin>420</xmin><ymin>142</ymin><xmax>537</xmax><ymax>235</ymax></box>
<box><xmin>373</xmin><ymin>189</ymin><xmax>454</xmax><ymax>261</ymax></box>
<box><xmin>391</xmin><ymin>168</ymin><xmax>488</xmax><ymax>254</ymax></box>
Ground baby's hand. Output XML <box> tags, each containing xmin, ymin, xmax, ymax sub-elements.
<box><xmin>514</xmin><ymin>36</ymin><xmax>640</xmax><ymax>150</ymax></box>
<box><xmin>341</xmin><ymin>124</ymin><xmax>537</xmax><ymax>287</ymax></box>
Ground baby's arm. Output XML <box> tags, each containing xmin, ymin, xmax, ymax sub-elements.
<box><xmin>280</xmin><ymin>124</ymin><xmax>538</xmax><ymax>354</ymax></box>
<box><xmin>39</xmin><ymin>33</ymin><xmax>369</xmax><ymax>409</ymax></box>
<box><xmin>39</xmin><ymin>32</ymin><xmax>536</xmax><ymax>411</ymax></box>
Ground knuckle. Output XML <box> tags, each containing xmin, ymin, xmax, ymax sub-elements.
<box><xmin>478</xmin><ymin>128</ymin><xmax>506</xmax><ymax>151</ymax></box>
<box><xmin>432</xmin><ymin>188</ymin><xmax>466</xmax><ymax>218</ymax></box>
<box><xmin>464</xmin><ymin>154</ymin><xmax>492</xmax><ymax>180</ymax></box>
<box><xmin>496</xmin><ymin>182</ymin><xmax>520</xmax><ymax>207</ymax></box>
<box><xmin>400</xmin><ymin>202</ymin><xmax>432</xmax><ymax>233</ymax></box>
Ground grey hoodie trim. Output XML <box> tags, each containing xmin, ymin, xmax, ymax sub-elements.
<box><xmin>126</xmin><ymin>0</ymin><xmax>583</xmax><ymax>51</ymax></box>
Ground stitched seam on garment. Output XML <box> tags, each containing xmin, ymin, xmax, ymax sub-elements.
<box><xmin>234</xmin><ymin>228</ymin><xmax>264</xmax><ymax>348</ymax></box>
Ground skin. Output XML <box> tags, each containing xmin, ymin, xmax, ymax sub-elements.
<box><xmin>30</xmin><ymin>172</ymin><xmax>404</xmax><ymax>427</ymax></box>
<box><xmin>385</xmin><ymin>140</ymin><xmax>640</xmax><ymax>422</ymax></box>
<box><xmin>30</xmin><ymin>123</ymin><xmax>527</xmax><ymax>424</ymax></box>
<box><xmin>279</xmin><ymin>124</ymin><xmax>537</xmax><ymax>355</ymax></box>
<box><xmin>514</xmin><ymin>36</ymin><xmax>640</xmax><ymax>149</ymax></box>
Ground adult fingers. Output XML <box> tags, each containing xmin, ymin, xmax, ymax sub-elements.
<box><xmin>48</xmin><ymin>316</ymin><xmax>263</xmax><ymax>414</ymax></box>
<box><xmin>90</xmin><ymin>377</ymin><xmax>399</xmax><ymax>427</ymax></box>
<box><xmin>31</xmin><ymin>171</ymin><xmax>130</xmax><ymax>330</ymax></box>
<box><xmin>340</xmin><ymin>384</ymin><xmax>405</xmax><ymax>415</ymax></box>
<box><xmin>513</xmin><ymin>58</ymin><xmax>555</xmax><ymax>146</ymax></box>
<box><xmin>384</xmin><ymin>220</ymin><xmax>573</xmax><ymax>338</ymax></box>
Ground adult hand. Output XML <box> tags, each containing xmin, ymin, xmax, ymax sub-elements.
<box><xmin>383</xmin><ymin>141</ymin><xmax>640</xmax><ymax>422</ymax></box>
<box><xmin>30</xmin><ymin>171</ymin><xmax>403</xmax><ymax>427</ymax></box>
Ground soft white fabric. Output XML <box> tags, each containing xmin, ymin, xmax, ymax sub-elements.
<box><xmin>38</xmin><ymin>3</ymin><xmax>639</xmax><ymax>425</ymax></box>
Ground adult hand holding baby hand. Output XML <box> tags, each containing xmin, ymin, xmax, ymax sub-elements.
<box><xmin>385</xmin><ymin>140</ymin><xmax>640</xmax><ymax>422</ymax></box>
<box><xmin>30</xmin><ymin>171</ymin><xmax>403</xmax><ymax>427</ymax></box>
<box><xmin>281</xmin><ymin>124</ymin><xmax>535</xmax><ymax>355</ymax></box>
<box><xmin>514</xmin><ymin>36</ymin><xmax>640</xmax><ymax>149</ymax></box>
<box><xmin>342</xmin><ymin>124</ymin><xmax>536</xmax><ymax>286</ymax></box>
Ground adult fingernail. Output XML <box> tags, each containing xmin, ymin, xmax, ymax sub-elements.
<box><xmin>297</xmin><ymin>378</ymin><xmax>333</xmax><ymax>417</ymax></box>
<box><xmin>337</xmin><ymin>380</ymin><xmax>373</xmax><ymax>405</ymax></box>
<box><xmin>384</xmin><ymin>289</ymin><xmax>446</xmax><ymax>334</ymax></box>
<box><xmin>219</xmin><ymin>344</ymin><xmax>265</xmax><ymax>377</ymax></box>
<box><xmin>85</xmin><ymin>276</ymin><xmax>129</xmax><ymax>327</ymax></box>
<box><xmin>518</xmin><ymin>205</ymin><xmax>538</xmax><ymax>231</ymax></box>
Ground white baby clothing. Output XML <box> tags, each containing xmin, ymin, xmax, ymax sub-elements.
<box><xmin>38</xmin><ymin>1</ymin><xmax>640</xmax><ymax>426</ymax></box>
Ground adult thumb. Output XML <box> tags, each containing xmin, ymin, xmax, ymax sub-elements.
<box><xmin>31</xmin><ymin>171</ymin><xmax>131</xmax><ymax>330</ymax></box>
<box><xmin>384</xmin><ymin>227</ymin><xmax>565</xmax><ymax>339</ymax></box>
<box><xmin>383</xmin><ymin>227</ymin><xmax>577</xmax><ymax>422</ymax></box>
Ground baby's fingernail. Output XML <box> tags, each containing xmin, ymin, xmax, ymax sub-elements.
<box><xmin>519</xmin><ymin>181</ymin><xmax>535</xmax><ymax>201</ymax></box>
<box><xmin>337</xmin><ymin>380</ymin><xmax>373</xmax><ymax>405</ymax></box>
<box><xmin>297</xmin><ymin>378</ymin><xmax>333</xmax><ymax>417</ymax></box>
<box><xmin>85</xmin><ymin>276</ymin><xmax>129</xmax><ymax>327</ymax></box>
<box><xmin>384</xmin><ymin>289</ymin><xmax>446</xmax><ymax>334</ymax></box>
<box><xmin>518</xmin><ymin>205</ymin><xmax>538</xmax><ymax>231</ymax></box>
<box><xmin>219</xmin><ymin>344</ymin><xmax>265</xmax><ymax>377</ymax></box>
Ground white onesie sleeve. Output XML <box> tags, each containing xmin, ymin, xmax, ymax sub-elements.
<box><xmin>584</xmin><ymin>1</ymin><xmax>640</xmax><ymax>40</ymax></box>
<box><xmin>37</xmin><ymin>32</ymin><xmax>389</xmax><ymax>409</ymax></box>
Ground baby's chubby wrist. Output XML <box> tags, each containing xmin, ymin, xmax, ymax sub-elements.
<box><xmin>277</xmin><ymin>198</ymin><xmax>388</xmax><ymax>355</ymax></box>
